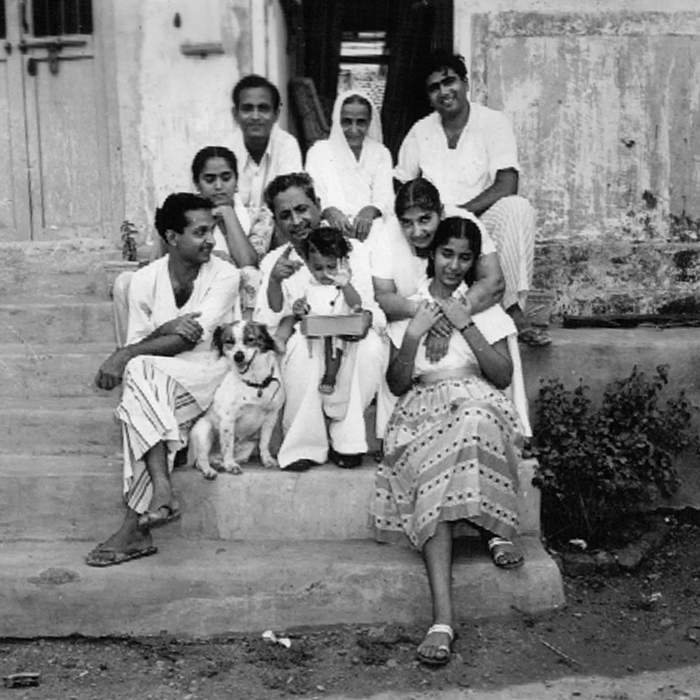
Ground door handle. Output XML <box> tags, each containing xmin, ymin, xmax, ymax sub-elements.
<box><xmin>3</xmin><ymin>42</ymin><xmax>11</xmax><ymax>55</ymax></box>
<box><xmin>18</xmin><ymin>38</ymin><xmax>87</xmax><ymax>53</ymax></box>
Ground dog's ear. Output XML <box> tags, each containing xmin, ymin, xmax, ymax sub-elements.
<box><xmin>212</xmin><ymin>326</ymin><xmax>225</xmax><ymax>356</ymax></box>
<box><xmin>257</xmin><ymin>323</ymin><xmax>278</xmax><ymax>354</ymax></box>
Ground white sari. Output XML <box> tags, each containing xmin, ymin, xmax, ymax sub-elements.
<box><xmin>305</xmin><ymin>89</ymin><xmax>394</xmax><ymax>220</ymax></box>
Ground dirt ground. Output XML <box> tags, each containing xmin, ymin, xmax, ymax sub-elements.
<box><xmin>2</xmin><ymin>520</ymin><xmax>700</xmax><ymax>700</ymax></box>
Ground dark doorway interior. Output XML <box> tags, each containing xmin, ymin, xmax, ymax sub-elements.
<box><xmin>285</xmin><ymin>0</ymin><xmax>453</xmax><ymax>159</ymax></box>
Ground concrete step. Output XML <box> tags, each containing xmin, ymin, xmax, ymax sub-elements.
<box><xmin>0</xmin><ymin>405</ymin><xmax>119</xmax><ymax>455</ymax></box>
<box><xmin>0</xmin><ymin>342</ymin><xmax>115</xmax><ymax>400</ymax></box>
<box><xmin>0</xmin><ymin>300</ymin><xmax>114</xmax><ymax>344</ymax></box>
<box><xmin>0</xmin><ymin>455</ymin><xmax>542</xmax><ymax>542</ymax></box>
<box><xmin>0</xmin><ymin>239</ymin><xmax>122</xmax><ymax>299</ymax></box>
<box><xmin>0</xmin><ymin>537</ymin><xmax>564</xmax><ymax>637</ymax></box>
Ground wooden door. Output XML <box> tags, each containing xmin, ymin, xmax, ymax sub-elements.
<box><xmin>1</xmin><ymin>0</ymin><xmax>115</xmax><ymax>240</ymax></box>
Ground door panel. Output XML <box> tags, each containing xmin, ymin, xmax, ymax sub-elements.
<box><xmin>1</xmin><ymin>0</ymin><xmax>113</xmax><ymax>241</ymax></box>
<box><xmin>0</xmin><ymin>0</ymin><xmax>31</xmax><ymax>240</ymax></box>
<box><xmin>25</xmin><ymin>50</ymin><xmax>103</xmax><ymax>237</ymax></box>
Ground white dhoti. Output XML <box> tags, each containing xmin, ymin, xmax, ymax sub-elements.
<box><xmin>480</xmin><ymin>195</ymin><xmax>536</xmax><ymax>311</ymax></box>
<box><xmin>278</xmin><ymin>328</ymin><xmax>385</xmax><ymax>467</ymax></box>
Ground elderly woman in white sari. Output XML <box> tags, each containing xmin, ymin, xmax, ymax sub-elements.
<box><xmin>305</xmin><ymin>89</ymin><xmax>393</xmax><ymax>240</ymax></box>
<box><xmin>87</xmin><ymin>193</ymin><xmax>238</xmax><ymax>567</ymax></box>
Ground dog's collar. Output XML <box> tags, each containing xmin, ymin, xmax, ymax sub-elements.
<box><xmin>243</xmin><ymin>371</ymin><xmax>280</xmax><ymax>398</ymax></box>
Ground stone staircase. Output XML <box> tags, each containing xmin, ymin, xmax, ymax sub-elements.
<box><xmin>0</xmin><ymin>240</ymin><xmax>569</xmax><ymax>638</ymax></box>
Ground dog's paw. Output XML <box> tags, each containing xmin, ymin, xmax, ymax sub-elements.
<box><xmin>261</xmin><ymin>454</ymin><xmax>278</xmax><ymax>469</ymax></box>
<box><xmin>220</xmin><ymin>461</ymin><xmax>243</xmax><ymax>475</ymax></box>
<box><xmin>199</xmin><ymin>466</ymin><xmax>218</xmax><ymax>480</ymax></box>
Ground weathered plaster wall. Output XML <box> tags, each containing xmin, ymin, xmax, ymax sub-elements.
<box><xmin>111</xmin><ymin>0</ymin><xmax>288</xmax><ymax>238</ymax></box>
<box><xmin>454</xmin><ymin>1</ymin><xmax>700</xmax><ymax>316</ymax></box>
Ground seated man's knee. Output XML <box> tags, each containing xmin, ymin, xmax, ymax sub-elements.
<box><xmin>495</xmin><ymin>195</ymin><xmax>535</xmax><ymax>220</ymax></box>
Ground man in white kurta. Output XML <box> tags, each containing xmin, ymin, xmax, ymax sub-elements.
<box><xmin>394</xmin><ymin>51</ymin><xmax>546</xmax><ymax>344</ymax></box>
<box><xmin>231</xmin><ymin>74</ymin><xmax>303</xmax><ymax>255</ymax></box>
<box><xmin>87</xmin><ymin>193</ymin><xmax>238</xmax><ymax>567</ymax></box>
<box><xmin>254</xmin><ymin>173</ymin><xmax>386</xmax><ymax>470</ymax></box>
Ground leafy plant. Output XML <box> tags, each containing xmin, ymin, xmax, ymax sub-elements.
<box><xmin>120</xmin><ymin>220</ymin><xmax>139</xmax><ymax>262</ymax></box>
<box><xmin>532</xmin><ymin>365</ymin><xmax>697</xmax><ymax>547</ymax></box>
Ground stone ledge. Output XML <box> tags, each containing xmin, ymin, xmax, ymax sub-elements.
<box><xmin>0</xmin><ymin>456</ymin><xmax>541</xmax><ymax>542</ymax></box>
<box><xmin>0</xmin><ymin>537</ymin><xmax>564</xmax><ymax>637</ymax></box>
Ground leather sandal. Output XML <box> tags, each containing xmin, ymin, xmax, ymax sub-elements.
<box><xmin>416</xmin><ymin>623</ymin><xmax>454</xmax><ymax>666</ymax></box>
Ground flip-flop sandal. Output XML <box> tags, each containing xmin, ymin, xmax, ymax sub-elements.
<box><xmin>85</xmin><ymin>544</ymin><xmax>158</xmax><ymax>567</ymax></box>
<box><xmin>518</xmin><ymin>326</ymin><xmax>552</xmax><ymax>347</ymax></box>
<box><xmin>416</xmin><ymin>623</ymin><xmax>454</xmax><ymax>667</ymax></box>
<box><xmin>488</xmin><ymin>537</ymin><xmax>525</xmax><ymax>569</ymax></box>
<box><xmin>137</xmin><ymin>502</ymin><xmax>181</xmax><ymax>531</ymax></box>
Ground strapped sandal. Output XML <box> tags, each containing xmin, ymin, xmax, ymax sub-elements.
<box><xmin>488</xmin><ymin>536</ymin><xmax>525</xmax><ymax>569</ymax></box>
<box><xmin>137</xmin><ymin>501</ymin><xmax>181</xmax><ymax>531</ymax></box>
<box><xmin>85</xmin><ymin>543</ymin><xmax>158</xmax><ymax>568</ymax></box>
<box><xmin>416</xmin><ymin>623</ymin><xmax>454</xmax><ymax>666</ymax></box>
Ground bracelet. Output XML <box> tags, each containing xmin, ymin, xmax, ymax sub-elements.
<box><xmin>457</xmin><ymin>321</ymin><xmax>475</xmax><ymax>332</ymax></box>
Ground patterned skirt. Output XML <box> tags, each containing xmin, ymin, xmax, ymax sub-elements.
<box><xmin>371</xmin><ymin>376</ymin><xmax>524</xmax><ymax>550</ymax></box>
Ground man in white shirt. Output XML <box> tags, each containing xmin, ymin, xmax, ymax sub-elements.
<box><xmin>254</xmin><ymin>173</ymin><xmax>386</xmax><ymax>471</ymax></box>
<box><xmin>87</xmin><ymin>193</ymin><xmax>238</xmax><ymax>567</ymax></box>
<box><xmin>395</xmin><ymin>51</ymin><xmax>549</xmax><ymax>346</ymax></box>
<box><xmin>231</xmin><ymin>74</ymin><xmax>303</xmax><ymax>255</ymax></box>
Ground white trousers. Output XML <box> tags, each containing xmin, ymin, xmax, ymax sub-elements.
<box><xmin>278</xmin><ymin>328</ymin><xmax>385</xmax><ymax>467</ymax></box>
<box><xmin>480</xmin><ymin>195</ymin><xmax>536</xmax><ymax>311</ymax></box>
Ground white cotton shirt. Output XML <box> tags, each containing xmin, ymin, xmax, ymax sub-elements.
<box><xmin>369</xmin><ymin>211</ymin><xmax>496</xmax><ymax>295</ymax></box>
<box><xmin>305</xmin><ymin>89</ymin><xmax>394</xmax><ymax>219</ymax></box>
<box><xmin>394</xmin><ymin>103</ymin><xmax>520</xmax><ymax>206</ymax></box>
<box><xmin>125</xmin><ymin>255</ymin><xmax>239</xmax><ymax>407</ymax></box>
<box><xmin>231</xmin><ymin>124</ymin><xmax>303</xmax><ymax>215</ymax></box>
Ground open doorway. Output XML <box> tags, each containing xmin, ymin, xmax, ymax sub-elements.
<box><xmin>286</xmin><ymin>0</ymin><xmax>453</xmax><ymax>159</ymax></box>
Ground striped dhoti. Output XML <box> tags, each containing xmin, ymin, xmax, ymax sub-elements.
<box><xmin>116</xmin><ymin>355</ymin><xmax>204</xmax><ymax>514</ymax></box>
<box><xmin>480</xmin><ymin>195</ymin><xmax>536</xmax><ymax>311</ymax></box>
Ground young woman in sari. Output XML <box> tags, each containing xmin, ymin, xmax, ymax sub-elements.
<box><xmin>371</xmin><ymin>216</ymin><xmax>527</xmax><ymax>666</ymax></box>
<box><xmin>305</xmin><ymin>90</ymin><xmax>393</xmax><ymax>240</ymax></box>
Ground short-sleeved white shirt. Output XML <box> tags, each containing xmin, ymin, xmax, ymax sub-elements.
<box><xmin>394</xmin><ymin>104</ymin><xmax>520</xmax><ymax>206</ymax></box>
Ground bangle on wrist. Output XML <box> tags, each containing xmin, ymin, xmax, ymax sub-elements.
<box><xmin>458</xmin><ymin>320</ymin><xmax>475</xmax><ymax>333</ymax></box>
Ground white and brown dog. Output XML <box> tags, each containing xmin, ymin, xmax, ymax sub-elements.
<box><xmin>189</xmin><ymin>321</ymin><xmax>285</xmax><ymax>478</ymax></box>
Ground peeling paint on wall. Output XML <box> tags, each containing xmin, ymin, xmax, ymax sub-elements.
<box><xmin>467</xmin><ymin>9</ymin><xmax>700</xmax><ymax>316</ymax></box>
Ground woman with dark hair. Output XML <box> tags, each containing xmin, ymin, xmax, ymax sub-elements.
<box><xmin>371</xmin><ymin>216</ymin><xmax>527</xmax><ymax>666</ymax></box>
<box><xmin>371</xmin><ymin>177</ymin><xmax>519</xmax><ymax>438</ymax></box>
